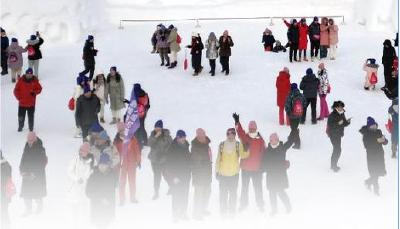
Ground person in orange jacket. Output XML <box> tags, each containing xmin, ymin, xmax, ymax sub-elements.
<box><xmin>113</xmin><ymin>122</ymin><xmax>141</xmax><ymax>205</ymax></box>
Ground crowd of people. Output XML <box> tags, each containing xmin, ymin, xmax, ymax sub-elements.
<box><xmin>0</xmin><ymin>17</ymin><xmax>398</xmax><ymax>229</ymax></box>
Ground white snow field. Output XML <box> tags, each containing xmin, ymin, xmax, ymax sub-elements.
<box><xmin>1</xmin><ymin>1</ymin><xmax>399</xmax><ymax>229</ymax></box>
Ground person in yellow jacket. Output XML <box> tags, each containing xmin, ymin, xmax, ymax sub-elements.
<box><xmin>215</xmin><ymin>128</ymin><xmax>249</xmax><ymax>217</ymax></box>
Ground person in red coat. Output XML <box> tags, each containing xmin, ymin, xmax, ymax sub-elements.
<box><xmin>114</xmin><ymin>122</ymin><xmax>141</xmax><ymax>205</ymax></box>
<box><xmin>276</xmin><ymin>67</ymin><xmax>291</xmax><ymax>125</ymax></box>
<box><xmin>298</xmin><ymin>18</ymin><xmax>309</xmax><ymax>61</ymax></box>
<box><xmin>13</xmin><ymin>68</ymin><xmax>42</xmax><ymax>132</ymax></box>
<box><xmin>232</xmin><ymin>113</ymin><xmax>265</xmax><ymax>212</ymax></box>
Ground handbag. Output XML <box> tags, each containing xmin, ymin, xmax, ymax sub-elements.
<box><xmin>68</xmin><ymin>97</ymin><xmax>75</xmax><ymax>111</ymax></box>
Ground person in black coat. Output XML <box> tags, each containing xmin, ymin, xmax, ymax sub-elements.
<box><xmin>388</xmin><ymin>99</ymin><xmax>398</xmax><ymax>158</ymax></box>
<box><xmin>262</xmin><ymin>133</ymin><xmax>293</xmax><ymax>216</ymax></box>
<box><xmin>1</xmin><ymin>28</ymin><xmax>9</xmax><ymax>75</ymax></box>
<box><xmin>76</xmin><ymin>85</ymin><xmax>101</xmax><ymax>141</ymax></box>
<box><xmin>219</xmin><ymin>30</ymin><xmax>234</xmax><ymax>75</ymax></box>
<box><xmin>285</xmin><ymin>19</ymin><xmax>299</xmax><ymax>62</ymax></box>
<box><xmin>262</xmin><ymin>29</ymin><xmax>276</xmax><ymax>51</ymax></box>
<box><xmin>26</xmin><ymin>32</ymin><xmax>44</xmax><ymax>77</ymax></box>
<box><xmin>1</xmin><ymin>151</ymin><xmax>12</xmax><ymax>229</ymax></box>
<box><xmin>19</xmin><ymin>132</ymin><xmax>47</xmax><ymax>216</ymax></box>
<box><xmin>187</xmin><ymin>33</ymin><xmax>204</xmax><ymax>76</ymax></box>
<box><xmin>308</xmin><ymin>17</ymin><xmax>320</xmax><ymax>61</ymax></box>
<box><xmin>80</xmin><ymin>35</ymin><xmax>98</xmax><ymax>80</ymax></box>
<box><xmin>164</xmin><ymin>130</ymin><xmax>191</xmax><ymax>222</ymax></box>
<box><xmin>360</xmin><ymin>117</ymin><xmax>388</xmax><ymax>196</ymax></box>
<box><xmin>285</xmin><ymin>83</ymin><xmax>307</xmax><ymax>149</ymax></box>
<box><xmin>86</xmin><ymin>153</ymin><xmax>117</xmax><ymax>229</ymax></box>
<box><xmin>299</xmin><ymin>68</ymin><xmax>320</xmax><ymax>124</ymax></box>
<box><xmin>190</xmin><ymin>128</ymin><xmax>212</xmax><ymax>220</ymax></box>
<box><xmin>327</xmin><ymin>101</ymin><xmax>351</xmax><ymax>172</ymax></box>
<box><xmin>382</xmin><ymin>39</ymin><xmax>397</xmax><ymax>90</ymax></box>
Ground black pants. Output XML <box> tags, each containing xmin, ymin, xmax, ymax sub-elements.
<box><xmin>81</xmin><ymin>124</ymin><xmax>92</xmax><ymax>141</ymax></box>
<box><xmin>320</xmin><ymin>45</ymin><xmax>328</xmax><ymax>58</ymax></box>
<box><xmin>301</xmin><ymin>97</ymin><xmax>317</xmax><ymax>123</ymax></box>
<box><xmin>384</xmin><ymin>63</ymin><xmax>393</xmax><ymax>88</ymax></box>
<box><xmin>1</xmin><ymin>52</ymin><xmax>7</xmax><ymax>73</ymax></box>
<box><xmin>209</xmin><ymin>59</ymin><xmax>216</xmax><ymax>74</ymax></box>
<box><xmin>192</xmin><ymin>54</ymin><xmax>202</xmax><ymax>73</ymax></box>
<box><xmin>289</xmin><ymin>118</ymin><xmax>301</xmax><ymax>147</ymax></box>
<box><xmin>171</xmin><ymin>176</ymin><xmax>190</xmax><ymax>219</ymax></box>
<box><xmin>310</xmin><ymin>40</ymin><xmax>320</xmax><ymax>58</ymax></box>
<box><xmin>193</xmin><ymin>184</ymin><xmax>211</xmax><ymax>218</ymax></box>
<box><xmin>135</xmin><ymin>117</ymin><xmax>148</xmax><ymax>149</ymax></box>
<box><xmin>289</xmin><ymin>43</ymin><xmax>298</xmax><ymax>62</ymax></box>
<box><xmin>18</xmin><ymin>106</ymin><xmax>35</xmax><ymax>131</ymax></box>
<box><xmin>151</xmin><ymin>162</ymin><xmax>167</xmax><ymax>195</ymax></box>
<box><xmin>219</xmin><ymin>174</ymin><xmax>238</xmax><ymax>214</ymax></box>
<box><xmin>269</xmin><ymin>189</ymin><xmax>291</xmax><ymax>213</ymax></box>
<box><xmin>220</xmin><ymin>56</ymin><xmax>230</xmax><ymax>74</ymax></box>
<box><xmin>240</xmin><ymin>170</ymin><xmax>264</xmax><ymax>209</ymax></box>
<box><xmin>80</xmin><ymin>63</ymin><xmax>95</xmax><ymax>80</ymax></box>
<box><xmin>329</xmin><ymin>136</ymin><xmax>342</xmax><ymax>168</ymax></box>
<box><xmin>299</xmin><ymin>49</ymin><xmax>307</xmax><ymax>59</ymax></box>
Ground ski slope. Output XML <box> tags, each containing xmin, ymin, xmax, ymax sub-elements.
<box><xmin>1</xmin><ymin>14</ymin><xmax>398</xmax><ymax>229</ymax></box>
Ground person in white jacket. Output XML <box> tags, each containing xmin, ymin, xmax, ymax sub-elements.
<box><xmin>91</xmin><ymin>71</ymin><xmax>107</xmax><ymax>123</ymax></box>
<box><xmin>67</xmin><ymin>142</ymin><xmax>94</xmax><ymax>228</ymax></box>
<box><xmin>73</xmin><ymin>73</ymin><xmax>90</xmax><ymax>138</ymax></box>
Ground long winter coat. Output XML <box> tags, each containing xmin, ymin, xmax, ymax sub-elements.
<box><xmin>327</xmin><ymin>110</ymin><xmax>350</xmax><ymax>138</ymax></box>
<box><xmin>86</xmin><ymin>168</ymin><xmax>116</xmax><ymax>227</ymax></box>
<box><xmin>136</xmin><ymin>92</ymin><xmax>150</xmax><ymax>119</ymax></box>
<box><xmin>317</xmin><ymin>69</ymin><xmax>330</xmax><ymax>95</ymax></box>
<box><xmin>190</xmin><ymin>137</ymin><xmax>212</xmax><ymax>186</ymax></box>
<box><xmin>167</xmin><ymin>27</ymin><xmax>181</xmax><ymax>53</ymax></box>
<box><xmin>262</xmin><ymin>34</ymin><xmax>276</xmax><ymax>51</ymax></box>
<box><xmin>26</xmin><ymin>37</ymin><xmax>44</xmax><ymax>60</ymax></box>
<box><xmin>67</xmin><ymin>154</ymin><xmax>94</xmax><ymax>203</ymax></box>
<box><xmin>382</xmin><ymin>41</ymin><xmax>397</xmax><ymax>66</ymax></box>
<box><xmin>114</xmin><ymin>135</ymin><xmax>141</xmax><ymax>167</ymax></box>
<box><xmin>82</xmin><ymin>40</ymin><xmax>97</xmax><ymax>67</ymax></box>
<box><xmin>148</xmin><ymin>129</ymin><xmax>173</xmax><ymax>164</ymax></box>
<box><xmin>298</xmin><ymin>23</ymin><xmax>309</xmax><ymax>50</ymax></box>
<box><xmin>76</xmin><ymin>94</ymin><xmax>100</xmax><ymax>127</ymax></box>
<box><xmin>1</xmin><ymin>35</ymin><xmax>9</xmax><ymax>56</ymax></box>
<box><xmin>389</xmin><ymin>104</ymin><xmax>399</xmax><ymax>143</ymax></box>
<box><xmin>219</xmin><ymin>36</ymin><xmax>234</xmax><ymax>57</ymax></box>
<box><xmin>156</xmin><ymin>29</ymin><xmax>170</xmax><ymax>49</ymax></box>
<box><xmin>359</xmin><ymin>126</ymin><xmax>387</xmax><ymax>177</ymax></box>
<box><xmin>320</xmin><ymin>24</ymin><xmax>330</xmax><ymax>46</ymax></box>
<box><xmin>276</xmin><ymin>71</ymin><xmax>291</xmax><ymax>107</ymax></box>
<box><xmin>287</xmin><ymin>24</ymin><xmax>299</xmax><ymax>44</ymax></box>
<box><xmin>205</xmin><ymin>39</ymin><xmax>219</xmax><ymax>59</ymax></box>
<box><xmin>236</xmin><ymin>122</ymin><xmax>265</xmax><ymax>171</ymax></box>
<box><xmin>164</xmin><ymin>140</ymin><xmax>191</xmax><ymax>185</ymax></box>
<box><xmin>300</xmin><ymin>73</ymin><xmax>320</xmax><ymax>98</ymax></box>
<box><xmin>14</xmin><ymin>75</ymin><xmax>42</xmax><ymax>107</ymax></box>
<box><xmin>263</xmin><ymin>141</ymin><xmax>293</xmax><ymax>191</ymax></box>
<box><xmin>308</xmin><ymin>22</ymin><xmax>321</xmax><ymax>41</ymax></box>
<box><xmin>106</xmin><ymin>73</ymin><xmax>125</xmax><ymax>111</ymax></box>
<box><xmin>19</xmin><ymin>138</ymin><xmax>47</xmax><ymax>199</ymax></box>
<box><xmin>328</xmin><ymin>24</ymin><xmax>339</xmax><ymax>45</ymax></box>
<box><xmin>285</xmin><ymin>88</ymin><xmax>307</xmax><ymax>119</ymax></box>
<box><xmin>7</xmin><ymin>41</ymin><xmax>26</xmax><ymax>69</ymax></box>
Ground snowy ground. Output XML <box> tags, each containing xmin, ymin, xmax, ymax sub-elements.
<box><xmin>1</xmin><ymin>18</ymin><xmax>398</xmax><ymax>229</ymax></box>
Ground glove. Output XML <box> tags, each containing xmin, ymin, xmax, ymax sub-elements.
<box><xmin>123</xmin><ymin>99</ymin><xmax>130</xmax><ymax>104</ymax></box>
<box><xmin>232</xmin><ymin>113</ymin><xmax>240</xmax><ymax>124</ymax></box>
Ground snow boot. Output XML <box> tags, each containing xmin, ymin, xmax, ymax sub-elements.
<box><xmin>165</xmin><ymin>61</ymin><xmax>170</xmax><ymax>67</ymax></box>
<box><xmin>18</xmin><ymin>126</ymin><xmax>23</xmax><ymax>132</ymax></box>
<box><xmin>74</xmin><ymin>127</ymin><xmax>82</xmax><ymax>138</ymax></box>
<box><xmin>100</xmin><ymin>117</ymin><xmax>105</xmax><ymax>123</ymax></box>
<box><xmin>110</xmin><ymin>118</ymin><xmax>117</xmax><ymax>125</ymax></box>
<box><xmin>168</xmin><ymin>62</ymin><xmax>176</xmax><ymax>69</ymax></box>
<box><xmin>303</xmin><ymin>57</ymin><xmax>309</xmax><ymax>61</ymax></box>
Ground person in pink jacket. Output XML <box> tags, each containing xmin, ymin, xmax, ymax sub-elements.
<box><xmin>328</xmin><ymin>19</ymin><xmax>339</xmax><ymax>60</ymax></box>
<box><xmin>320</xmin><ymin>17</ymin><xmax>330</xmax><ymax>59</ymax></box>
<box><xmin>363</xmin><ymin>58</ymin><xmax>379</xmax><ymax>90</ymax></box>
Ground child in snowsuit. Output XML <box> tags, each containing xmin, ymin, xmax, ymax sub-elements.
<box><xmin>272</xmin><ymin>40</ymin><xmax>287</xmax><ymax>53</ymax></box>
<box><xmin>363</xmin><ymin>58</ymin><xmax>379</xmax><ymax>90</ymax></box>
<box><xmin>262</xmin><ymin>28</ymin><xmax>275</xmax><ymax>51</ymax></box>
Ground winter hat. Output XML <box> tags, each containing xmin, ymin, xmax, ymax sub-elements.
<box><xmin>87</xmin><ymin>35</ymin><xmax>94</xmax><ymax>41</ymax></box>
<box><xmin>291</xmin><ymin>19</ymin><xmax>297</xmax><ymax>24</ymax></box>
<box><xmin>367</xmin><ymin>116</ymin><xmax>377</xmax><ymax>127</ymax></box>
<box><xmin>332</xmin><ymin>100</ymin><xmax>345</xmax><ymax>109</ymax></box>
<box><xmin>313</xmin><ymin>16</ymin><xmax>319</xmax><ymax>22</ymax></box>
<box><xmin>77</xmin><ymin>73</ymin><xmax>89</xmax><ymax>85</ymax></box>
<box><xmin>27</xmin><ymin>131</ymin><xmax>37</xmax><ymax>144</ymax></box>
<box><xmin>116</xmin><ymin>122</ymin><xmax>125</xmax><ymax>133</ymax></box>
<box><xmin>154</xmin><ymin>120</ymin><xmax>163</xmax><ymax>129</ymax></box>
<box><xmin>99</xmin><ymin>153</ymin><xmax>111</xmax><ymax>165</ymax></box>
<box><xmin>176</xmin><ymin>130</ymin><xmax>186</xmax><ymax>138</ymax></box>
<box><xmin>291</xmin><ymin>83</ymin><xmax>298</xmax><ymax>90</ymax></box>
<box><xmin>283</xmin><ymin>67</ymin><xmax>290</xmax><ymax>73</ymax></box>
<box><xmin>0</xmin><ymin>27</ymin><xmax>5</xmax><ymax>33</ymax></box>
<box><xmin>383</xmin><ymin>39</ymin><xmax>392</xmax><ymax>46</ymax></box>
<box><xmin>79</xmin><ymin>142</ymin><xmax>91</xmax><ymax>156</ymax></box>
<box><xmin>318</xmin><ymin>62</ymin><xmax>325</xmax><ymax>69</ymax></box>
<box><xmin>248</xmin><ymin>121</ymin><xmax>257</xmax><ymax>130</ymax></box>
<box><xmin>11</xmin><ymin>38</ymin><xmax>18</xmax><ymax>43</ymax></box>
<box><xmin>89</xmin><ymin>121</ymin><xmax>104</xmax><ymax>133</ymax></box>
<box><xmin>168</xmin><ymin>24</ymin><xmax>174</xmax><ymax>30</ymax></box>
<box><xmin>367</xmin><ymin>58</ymin><xmax>376</xmax><ymax>65</ymax></box>
<box><xmin>300</xmin><ymin>18</ymin><xmax>306</xmax><ymax>23</ymax></box>
<box><xmin>269</xmin><ymin>133</ymin><xmax>279</xmax><ymax>143</ymax></box>
<box><xmin>98</xmin><ymin>130</ymin><xmax>110</xmax><ymax>141</ymax></box>
<box><xmin>30</xmin><ymin>35</ymin><xmax>37</xmax><ymax>40</ymax></box>
<box><xmin>110</xmin><ymin>66</ymin><xmax>117</xmax><ymax>72</ymax></box>
<box><xmin>306</xmin><ymin>68</ymin><xmax>313</xmax><ymax>75</ymax></box>
<box><xmin>26</xmin><ymin>68</ymin><xmax>33</xmax><ymax>74</ymax></box>
<box><xmin>83</xmin><ymin>84</ymin><xmax>91</xmax><ymax>93</ymax></box>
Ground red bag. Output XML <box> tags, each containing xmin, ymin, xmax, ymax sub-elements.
<box><xmin>184</xmin><ymin>49</ymin><xmax>188</xmax><ymax>70</ymax></box>
<box><xmin>292</xmin><ymin>98</ymin><xmax>304</xmax><ymax>117</ymax></box>
<box><xmin>386</xmin><ymin>118</ymin><xmax>393</xmax><ymax>133</ymax></box>
<box><xmin>370</xmin><ymin>72</ymin><xmax>378</xmax><ymax>85</ymax></box>
<box><xmin>6</xmin><ymin>178</ymin><xmax>16</xmax><ymax>198</ymax></box>
<box><xmin>176</xmin><ymin>34</ymin><xmax>182</xmax><ymax>44</ymax></box>
<box><xmin>27</xmin><ymin>46</ymin><xmax>35</xmax><ymax>57</ymax></box>
<box><xmin>68</xmin><ymin>97</ymin><xmax>75</xmax><ymax>111</ymax></box>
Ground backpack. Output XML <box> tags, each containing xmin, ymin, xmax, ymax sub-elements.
<box><xmin>27</xmin><ymin>46</ymin><xmax>36</xmax><ymax>57</ymax></box>
<box><xmin>176</xmin><ymin>34</ymin><xmax>182</xmax><ymax>44</ymax></box>
<box><xmin>8</xmin><ymin>51</ymin><xmax>18</xmax><ymax>63</ymax></box>
<box><xmin>370</xmin><ymin>72</ymin><xmax>378</xmax><ymax>85</ymax></box>
<box><xmin>292</xmin><ymin>98</ymin><xmax>304</xmax><ymax>117</ymax></box>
